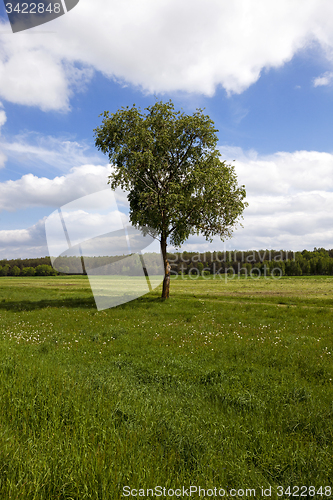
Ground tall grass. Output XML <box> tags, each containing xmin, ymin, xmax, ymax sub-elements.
<box><xmin>0</xmin><ymin>276</ymin><xmax>332</xmax><ymax>498</ymax></box>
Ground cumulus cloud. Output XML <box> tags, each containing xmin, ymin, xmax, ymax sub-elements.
<box><xmin>0</xmin><ymin>218</ymin><xmax>48</xmax><ymax>258</ymax></box>
<box><xmin>0</xmin><ymin>18</ymin><xmax>93</xmax><ymax>111</ymax></box>
<box><xmin>0</xmin><ymin>102</ymin><xmax>7</xmax><ymax>167</ymax></box>
<box><xmin>0</xmin><ymin>218</ymin><xmax>46</xmax><ymax>245</ymax></box>
<box><xmin>1</xmin><ymin>1</ymin><xmax>333</xmax><ymax>109</ymax></box>
<box><xmin>224</xmin><ymin>213</ymin><xmax>333</xmax><ymax>251</ymax></box>
<box><xmin>0</xmin><ymin>164</ymin><xmax>114</xmax><ymax>211</ymax></box>
<box><xmin>220</xmin><ymin>146</ymin><xmax>333</xmax><ymax>194</ymax></box>
<box><xmin>0</xmin><ymin>104</ymin><xmax>6</xmax><ymax>130</ymax></box>
<box><xmin>313</xmin><ymin>71</ymin><xmax>333</xmax><ymax>86</ymax></box>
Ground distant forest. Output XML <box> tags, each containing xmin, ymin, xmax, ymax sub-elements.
<box><xmin>1</xmin><ymin>248</ymin><xmax>333</xmax><ymax>276</ymax></box>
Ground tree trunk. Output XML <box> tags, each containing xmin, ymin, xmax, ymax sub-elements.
<box><xmin>161</xmin><ymin>237</ymin><xmax>170</xmax><ymax>299</ymax></box>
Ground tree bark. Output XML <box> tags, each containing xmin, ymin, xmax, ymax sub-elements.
<box><xmin>161</xmin><ymin>237</ymin><xmax>170</xmax><ymax>299</ymax></box>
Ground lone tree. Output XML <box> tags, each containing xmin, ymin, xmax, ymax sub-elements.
<box><xmin>94</xmin><ymin>100</ymin><xmax>247</xmax><ymax>299</ymax></box>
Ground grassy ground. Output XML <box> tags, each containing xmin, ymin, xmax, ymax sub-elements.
<box><xmin>0</xmin><ymin>275</ymin><xmax>333</xmax><ymax>499</ymax></box>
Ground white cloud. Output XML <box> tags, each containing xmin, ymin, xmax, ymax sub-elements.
<box><xmin>0</xmin><ymin>20</ymin><xmax>93</xmax><ymax>111</ymax></box>
<box><xmin>2</xmin><ymin>1</ymin><xmax>333</xmax><ymax>109</ymax></box>
<box><xmin>220</xmin><ymin>146</ymin><xmax>333</xmax><ymax>194</ymax></box>
<box><xmin>0</xmin><ymin>218</ymin><xmax>48</xmax><ymax>258</ymax></box>
<box><xmin>0</xmin><ymin>149</ymin><xmax>5</xmax><ymax>168</ymax></box>
<box><xmin>313</xmin><ymin>71</ymin><xmax>333</xmax><ymax>86</ymax></box>
<box><xmin>0</xmin><ymin>102</ymin><xmax>7</xmax><ymax>167</ymax></box>
<box><xmin>0</xmin><ymin>218</ymin><xmax>45</xmax><ymax>245</ymax></box>
<box><xmin>0</xmin><ymin>104</ymin><xmax>6</xmax><ymax>130</ymax></box>
<box><xmin>0</xmin><ymin>164</ymin><xmax>114</xmax><ymax>211</ymax></box>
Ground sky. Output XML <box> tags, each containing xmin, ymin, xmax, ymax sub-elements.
<box><xmin>0</xmin><ymin>0</ymin><xmax>333</xmax><ymax>259</ymax></box>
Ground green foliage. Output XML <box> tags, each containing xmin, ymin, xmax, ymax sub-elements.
<box><xmin>0</xmin><ymin>257</ymin><xmax>52</xmax><ymax>276</ymax></box>
<box><xmin>197</xmin><ymin>262</ymin><xmax>204</xmax><ymax>273</ymax></box>
<box><xmin>35</xmin><ymin>265</ymin><xmax>57</xmax><ymax>276</ymax></box>
<box><xmin>21</xmin><ymin>267</ymin><xmax>36</xmax><ymax>276</ymax></box>
<box><xmin>94</xmin><ymin>100</ymin><xmax>247</xmax><ymax>248</ymax></box>
<box><xmin>10</xmin><ymin>265</ymin><xmax>21</xmax><ymax>276</ymax></box>
<box><xmin>167</xmin><ymin>249</ymin><xmax>333</xmax><ymax>277</ymax></box>
<box><xmin>0</xmin><ymin>264</ymin><xmax>10</xmax><ymax>276</ymax></box>
<box><xmin>3</xmin><ymin>247</ymin><xmax>333</xmax><ymax>278</ymax></box>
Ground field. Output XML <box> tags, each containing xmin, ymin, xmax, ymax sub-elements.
<box><xmin>0</xmin><ymin>275</ymin><xmax>333</xmax><ymax>499</ymax></box>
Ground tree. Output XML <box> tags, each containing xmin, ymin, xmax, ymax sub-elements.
<box><xmin>197</xmin><ymin>262</ymin><xmax>204</xmax><ymax>275</ymax></box>
<box><xmin>11</xmin><ymin>265</ymin><xmax>20</xmax><ymax>276</ymax></box>
<box><xmin>94</xmin><ymin>100</ymin><xmax>247</xmax><ymax>298</ymax></box>
<box><xmin>0</xmin><ymin>264</ymin><xmax>10</xmax><ymax>276</ymax></box>
<box><xmin>22</xmin><ymin>266</ymin><xmax>36</xmax><ymax>276</ymax></box>
<box><xmin>35</xmin><ymin>264</ymin><xmax>57</xmax><ymax>276</ymax></box>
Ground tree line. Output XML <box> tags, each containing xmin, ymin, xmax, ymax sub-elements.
<box><xmin>1</xmin><ymin>248</ymin><xmax>333</xmax><ymax>276</ymax></box>
<box><xmin>0</xmin><ymin>257</ymin><xmax>56</xmax><ymax>276</ymax></box>
<box><xmin>167</xmin><ymin>248</ymin><xmax>333</xmax><ymax>276</ymax></box>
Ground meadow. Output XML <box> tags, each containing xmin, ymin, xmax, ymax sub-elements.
<box><xmin>0</xmin><ymin>274</ymin><xmax>333</xmax><ymax>499</ymax></box>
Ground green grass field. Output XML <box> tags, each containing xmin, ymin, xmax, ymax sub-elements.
<box><xmin>0</xmin><ymin>275</ymin><xmax>333</xmax><ymax>499</ymax></box>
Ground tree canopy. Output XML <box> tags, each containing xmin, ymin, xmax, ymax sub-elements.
<box><xmin>94</xmin><ymin>100</ymin><xmax>247</xmax><ymax>298</ymax></box>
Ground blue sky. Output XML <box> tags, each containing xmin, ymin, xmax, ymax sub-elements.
<box><xmin>0</xmin><ymin>0</ymin><xmax>333</xmax><ymax>258</ymax></box>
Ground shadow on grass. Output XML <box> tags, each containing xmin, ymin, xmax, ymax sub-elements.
<box><xmin>0</xmin><ymin>294</ymin><xmax>167</xmax><ymax>312</ymax></box>
<box><xmin>0</xmin><ymin>297</ymin><xmax>97</xmax><ymax>311</ymax></box>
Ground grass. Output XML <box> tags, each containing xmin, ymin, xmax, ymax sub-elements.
<box><xmin>0</xmin><ymin>275</ymin><xmax>333</xmax><ymax>499</ymax></box>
